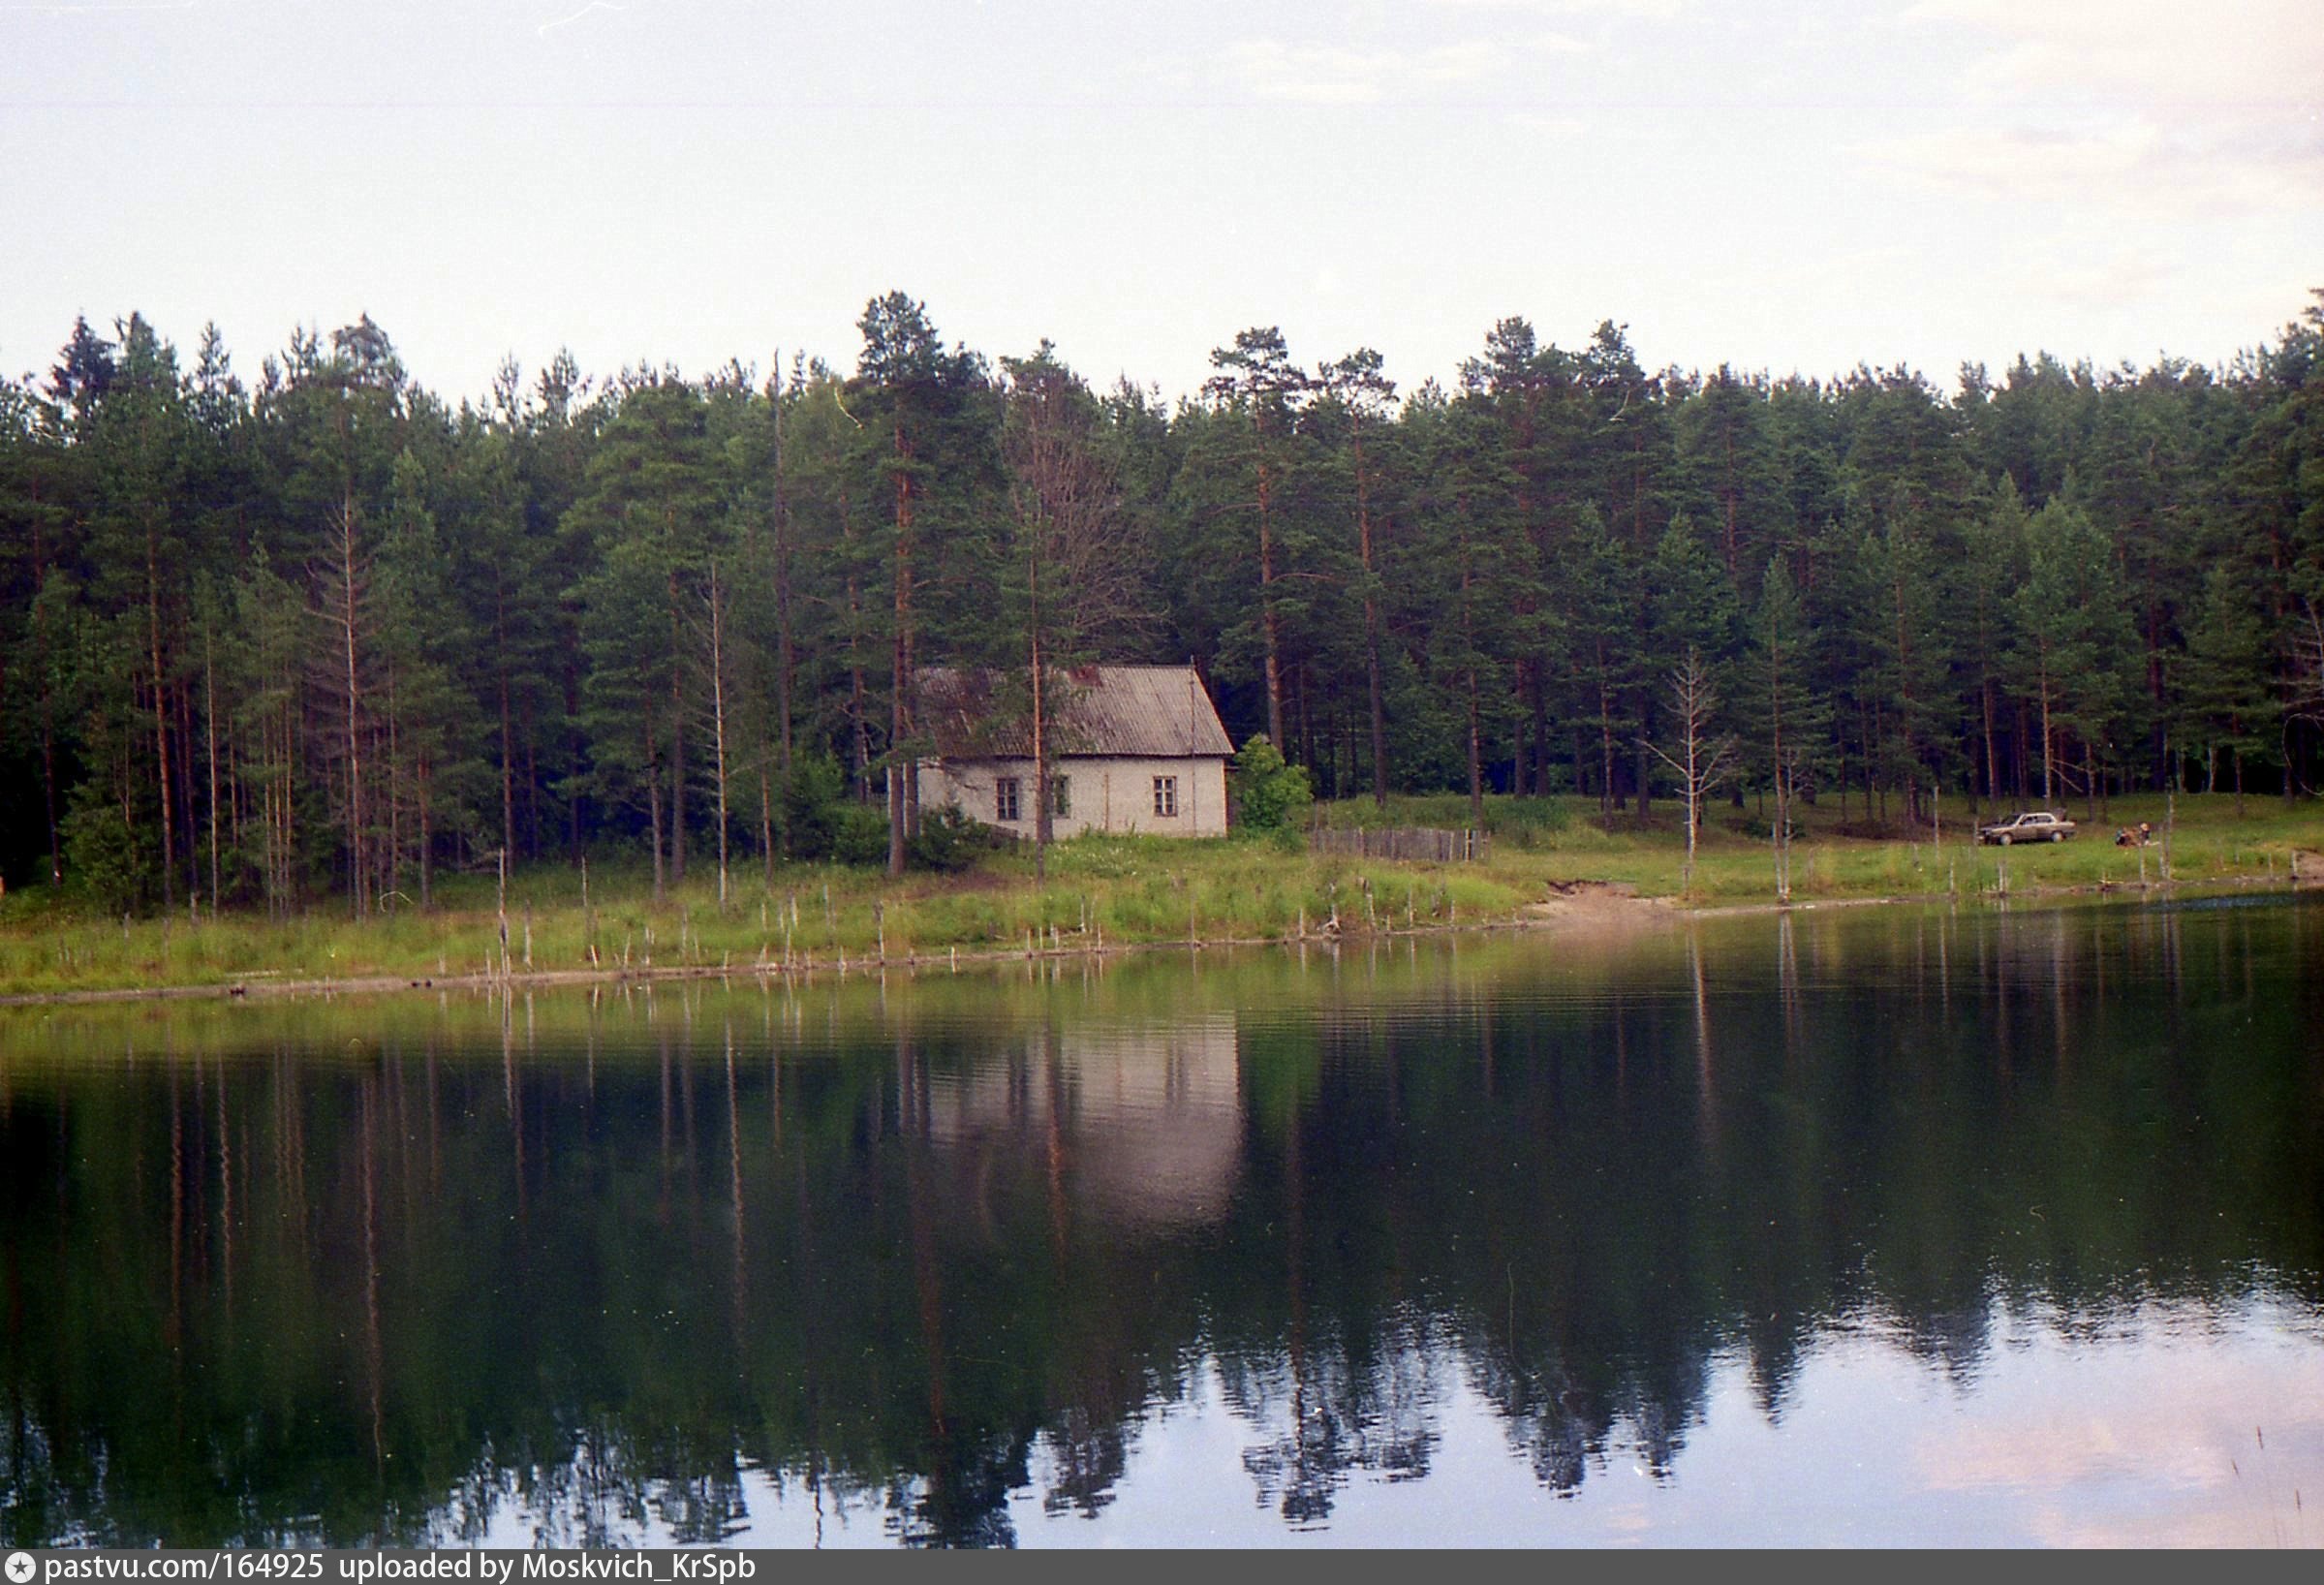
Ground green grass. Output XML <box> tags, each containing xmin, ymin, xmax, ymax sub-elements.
<box><xmin>1508</xmin><ymin>790</ymin><xmax>2321</xmax><ymax>905</ymax></box>
<box><xmin>2</xmin><ymin>792</ymin><xmax>2317</xmax><ymax>997</ymax></box>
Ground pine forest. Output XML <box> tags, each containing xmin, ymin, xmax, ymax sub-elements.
<box><xmin>4</xmin><ymin>289</ymin><xmax>2322</xmax><ymax>917</ymax></box>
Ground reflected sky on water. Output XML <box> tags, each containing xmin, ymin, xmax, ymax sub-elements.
<box><xmin>3</xmin><ymin>895</ymin><xmax>2321</xmax><ymax>1546</ymax></box>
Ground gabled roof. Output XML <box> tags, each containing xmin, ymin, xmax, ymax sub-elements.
<box><xmin>917</xmin><ymin>665</ymin><xmax>1233</xmax><ymax>760</ymax></box>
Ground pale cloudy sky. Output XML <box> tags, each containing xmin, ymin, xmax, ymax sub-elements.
<box><xmin>2</xmin><ymin>1</ymin><xmax>2317</xmax><ymax>403</ymax></box>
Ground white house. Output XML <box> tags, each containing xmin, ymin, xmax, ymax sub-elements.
<box><xmin>914</xmin><ymin>665</ymin><xmax>1233</xmax><ymax>838</ymax></box>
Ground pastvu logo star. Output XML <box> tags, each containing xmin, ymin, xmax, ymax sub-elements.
<box><xmin>5</xmin><ymin>1551</ymin><xmax>36</xmax><ymax>1584</ymax></box>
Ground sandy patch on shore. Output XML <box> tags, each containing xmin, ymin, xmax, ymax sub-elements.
<box><xmin>1521</xmin><ymin>880</ymin><xmax>1676</xmax><ymax>933</ymax></box>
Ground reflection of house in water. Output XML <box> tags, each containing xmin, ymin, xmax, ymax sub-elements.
<box><xmin>925</xmin><ymin>1015</ymin><xmax>1242</xmax><ymax>1231</ymax></box>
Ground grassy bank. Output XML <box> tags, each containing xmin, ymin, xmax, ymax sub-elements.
<box><xmin>2</xmin><ymin>792</ymin><xmax>2318</xmax><ymax>997</ymax></box>
<box><xmin>1339</xmin><ymin>789</ymin><xmax>2324</xmax><ymax>906</ymax></box>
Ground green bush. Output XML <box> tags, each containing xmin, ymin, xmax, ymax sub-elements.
<box><xmin>830</xmin><ymin>803</ymin><xmax>891</xmax><ymax>867</ymax></box>
<box><xmin>1258</xmin><ymin>824</ymin><xmax>1304</xmax><ymax>855</ymax></box>
<box><xmin>909</xmin><ymin>804</ymin><xmax>995</xmax><ymax>873</ymax></box>
<box><xmin>61</xmin><ymin>786</ymin><xmax>156</xmax><ymax>915</ymax></box>
<box><xmin>1232</xmin><ymin>735</ymin><xmax>1313</xmax><ymax>830</ymax></box>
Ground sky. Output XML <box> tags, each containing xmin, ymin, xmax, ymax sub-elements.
<box><xmin>2</xmin><ymin>0</ymin><xmax>2318</xmax><ymax>407</ymax></box>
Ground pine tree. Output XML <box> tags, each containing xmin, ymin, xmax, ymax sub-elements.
<box><xmin>80</xmin><ymin>315</ymin><xmax>192</xmax><ymax>910</ymax></box>
<box><xmin>1203</xmin><ymin>327</ymin><xmax>1312</xmax><ymax>753</ymax></box>
<box><xmin>2176</xmin><ymin>563</ymin><xmax>2278</xmax><ymax>815</ymax></box>
<box><xmin>565</xmin><ymin>374</ymin><xmax>719</xmax><ymax>895</ymax></box>
<box><xmin>1317</xmin><ymin>349</ymin><xmax>1399</xmax><ymax>805</ymax></box>
<box><xmin>850</xmin><ymin>294</ymin><xmax>995</xmax><ymax>873</ymax></box>
<box><xmin>2008</xmin><ymin>496</ymin><xmax>2139</xmax><ymax>811</ymax></box>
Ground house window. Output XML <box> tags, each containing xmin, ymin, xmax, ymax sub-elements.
<box><xmin>995</xmin><ymin>776</ymin><xmax>1022</xmax><ymax>822</ymax></box>
<box><xmin>1049</xmin><ymin>775</ymin><xmax>1070</xmax><ymax>819</ymax></box>
<box><xmin>1153</xmin><ymin>775</ymin><xmax>1178</xmax><ymax>818</ymax></box>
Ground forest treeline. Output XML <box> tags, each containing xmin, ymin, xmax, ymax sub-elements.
<box><xmin>3</xmin><ymin>290</ymin><xmax>2321</xmax><ymax>914</ymax></box>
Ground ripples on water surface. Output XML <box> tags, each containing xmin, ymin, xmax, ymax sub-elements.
<box><xmin>2</xmin><ymin>895</ymin><xmax>2320</xmax><ymax>1546</ymax></box>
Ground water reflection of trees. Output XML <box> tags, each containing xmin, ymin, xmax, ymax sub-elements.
<box><xmin>1</xmin><ymin>899</ymin><xmax>2319</xmax><ymax>1546</ymax></box>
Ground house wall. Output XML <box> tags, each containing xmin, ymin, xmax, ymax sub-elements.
<box><xmin>917</xmin><ymin>755</ymin><xmax>1230</xmax><ymax>838</ymax></box>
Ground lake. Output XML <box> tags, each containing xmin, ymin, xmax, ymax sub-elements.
<box><xmin>3</xmin><ymin>894</ymin><xmax>2321</xmax><ymax>1547</ymax></box>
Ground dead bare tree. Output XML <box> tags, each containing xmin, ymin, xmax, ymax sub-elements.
<box><xmin>313</xmin><ymin>493</ymin><xmax>374</xmax><ymax>917</ymax></box>
<box><xmin>1772</xmin><ymin>740</ymin><xmax>1803</xmax><ymax>903</ymax></box>
<box><xmin>1647</xmin><ymin>647</ymin><xmax>1737</xmax><ymax>894</ymax></box>
<box><xmin>1001</xmin><ymin>346</ymin><xmax>1153</xmax><ymax>882</ymax></box>
<box><xmin>2293</xmin><ymin>598</ymin><xmax>2324</xmax><ymax>726</ymax></box>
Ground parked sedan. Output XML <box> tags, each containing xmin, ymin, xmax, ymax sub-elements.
<box><xmin>1977</xmin><ymin>810</ymin><xmax>2078</xmax><ymax>845</ymax></box>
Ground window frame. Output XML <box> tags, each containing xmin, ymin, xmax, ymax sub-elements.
<box><xmin>994</xmin><ymin>775</ymin><xmax>1022</xmax><ymax>823</ymax></box>
<box><xmin>1153</xmin><ymin>775</ymin><xmax>1178</xmax><ymax>818</ymax></box>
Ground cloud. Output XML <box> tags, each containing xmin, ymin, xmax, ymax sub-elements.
<box><xmin>1502</xmin><ymin>110</ymin><xmax>1587</xmax><ymax>136</ymax></box>
<box><xmin>1863</xmin><ymin>121</ymin><xmax>2322</xmax><ymax>216</ymax></box>
<box><xmin>1822</xmin><ymin>244</ymin><xmax>1914</xmax><ymax>275</ymax></box>
<box><xmin>1217</xmin><ymin>41</ymin><xmax>1408</xmax><ymax>106</ymax></box>
<box><xmin>1867</xmin><ymin>123</ymin><xmax>2162</xmax><ymax>202</ymax></box>
<box><xmin>1899</xmin><ymin>0</ymin><xmax>2324</xmax><ymax>108</ymax></box>
<box><xmin>1425</xmin><ymin>0</ymin><xmax>1687</xmax><ymax>17</ymax></box>
<box><xmin>1217</xmin><ymin>33</ymin><xmax>1580</xmax><ymax>105</ymax></box>
<box><xmin>1872</xmin><ymin>0</ymin><xmax>2324</xmax><ymax>216</ymax></box>
<box><xmin>2024</xmin><ymin>251</ymin><xmax>2174</xmax><ymax>309</ymax></box>
<box><xmin>536</xmin><ymin>2</ymin><xmax>625</xmax><ymax>37</ymax></box>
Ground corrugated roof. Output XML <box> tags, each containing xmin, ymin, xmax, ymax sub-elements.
<box><xmin>917</xmin><ymin>666</ymin><xmax>1233</xmax><ymax>760</ymax></box>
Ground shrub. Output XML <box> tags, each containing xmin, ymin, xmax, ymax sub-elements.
<box><xmin>61</xmin><ymin>786</ymin><xmax>156</xmax><ymax>915</ymax></box>
<box><xmin>1233</xmin><ymin>735</ymin><xmax>1313</xmax><ymax>830</ymax></box>
<box><xmin>830</xmin><ymin>803</ymin><xmax>891</xmax><ymax>867</ymax></box>
<box><xmin>909</xmin><ymin>805</ymin><xmax>995</xmax><ymax>873</ymax></box>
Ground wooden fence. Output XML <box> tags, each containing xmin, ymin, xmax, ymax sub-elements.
<box><xmin>1307</xmin><ymin>826</ymin><xmax>1489</xmax><ymax>862</ymax></box>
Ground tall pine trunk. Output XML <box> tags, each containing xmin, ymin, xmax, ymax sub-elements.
<box><xmin>496</xmin><ymin>585</ymin><xmax>515</xmax><ymax>863</ymax></box>
<box><xmin>708</xmin><ymin>562</ymin><xmax>731</xmax><ymax>909</ymax></box>
<box><xmin>888</xmin><ymin>429</ymin><xmax>916</xmax><ymax>877</ymax></box>
<box><xmin>1258</xmin><ymin>454</ymin><xmax>1285</xmax><ymax>751</ymax></box>
<box><xmin>1353</xmin><ymin>426</ymin><xmax>1388</xmax><ymax>806</ymax></box>
<box><xmin>1596</xmin><ymin>643</ymin><xmax>1617</xmax><ymax>824</ymax></box>
<box><xmin>667</xmin><ymin>570</ymin><xmax>687</xmax><ymax>885</ymax></box>
<box><xmin>204</xmin><ymin>634</ymin><xmax>219</xmax><ymax>916</ymax></box>
<box><xmin>647</xmin><ymin>715</ymin><xmax>666</xmax><ymax>904</ymax></box>
<box><xmin>2037</xmin><ymin>654</ymin><xmax>2056</xmax><ymax>803</ymax></box>
<box><xmin>1462</xmin><ymin>560</ymin><xmax>1484</xmax><ymax>831</ymax></box>
<box><xmin>335</xmin><ymin>494</ymin><xmax>368</xmax><ymax>917</ymax></box>
<box><xmin>146</xmin><ymin>520</ymin><xmax>176</xmax><ymax>912</ymax></box>
<box><xmin>1030</xmin><ymin>540</ymin><xmax>1051</xmax><ymax>884</ymax></box>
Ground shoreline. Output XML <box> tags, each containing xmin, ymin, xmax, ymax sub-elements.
<box><xmin>3</xmin><ymin>872</ymin><xmax>2311</xmax><ymax>1010</ymax></box>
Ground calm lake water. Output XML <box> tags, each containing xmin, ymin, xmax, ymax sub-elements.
<box><xmin>3</xmin><ymin>895</ymin><xmax>2322</xmax><ymax>1548</ymax></box>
